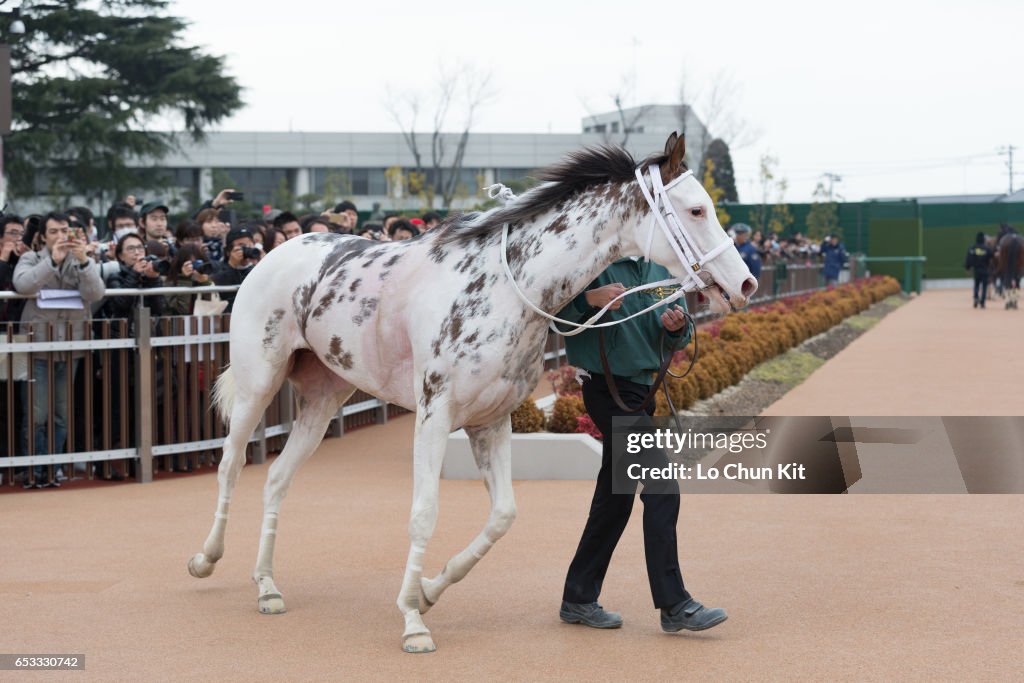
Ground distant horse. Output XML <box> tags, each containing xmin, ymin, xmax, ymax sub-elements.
<box><xmin>187</xmin><ymin>133</ymin><xmax>756</xmax><ymax>653</ymax></box>
<box><xmin>993</xmin><ymin>231</ymin><xmax>1022</xmax><ymax>309</ymax></box>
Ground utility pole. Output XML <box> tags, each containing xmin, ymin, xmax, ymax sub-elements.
<box><xmin>998</xmin><ymin>145</ymin><xmax>1016</xmax><ymax>194</ymax></box>
<box><xmin>823</xmin><ymin>172</ymin><xmax>842</xmax><ymax>201</ymax></box>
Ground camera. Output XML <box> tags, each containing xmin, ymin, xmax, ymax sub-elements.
<box><xmin>241</xmin><ymin>246</ymin><xmax>261</xmax><ymax>260</ymax></box>
<box><xmin>192</xmin><ymin>259</ymin><xmax>216</xmax><ymax>276</ymax></box>
<box><xmin>226</xmin><ymin>191</ymin><xmax>245</xmax><ymax>201</ymax></box>
<box><xmin>143</xmin><ymin>254</ymin><xmax>171</xmax><ymax>276</ymax></box>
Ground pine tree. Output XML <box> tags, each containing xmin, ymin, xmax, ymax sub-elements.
<box><xmin>4</xmin><ymin>1</ymin><xmax>242</xmax><ymax>200</ymax></box>
<box><xmin>704</xmin><ymin>138</ymin><xmax>738</xmax><ymax>202</ymax></box>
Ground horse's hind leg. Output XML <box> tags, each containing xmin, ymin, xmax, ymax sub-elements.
<box><xmin>253</xmin><ymin>351</ymin><xmax>354</xmax><ymax>615</ymax></box>
<box><xmin>418</xmin><ymin>417</ymin><xmax>516</xmax><ymax>614</ymax></box>
<box><xmin>188</xmin><ymin>359</ymin><xmax>286</xmax><ymax>579</ymax></box>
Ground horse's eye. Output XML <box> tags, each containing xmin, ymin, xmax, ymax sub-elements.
<box><xmin>690</xmin><ymin>208</ymin><xmax>704</xmax><ymax>218</ymax></box>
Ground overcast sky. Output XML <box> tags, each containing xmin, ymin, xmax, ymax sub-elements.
<box><xmin>171</xmin><ymin>0</ymin><xmax>1021</xmax><ymax>204</ymax></box>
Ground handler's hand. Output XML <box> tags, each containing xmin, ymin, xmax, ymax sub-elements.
<box><xmin>585</xmin><ymin>283</ymin><xmax>626</xmax><ymax>310</ymax></box>
<box><xmin>661</xmin><ymin>304</ymin><xmax>688</xmax><ymax>332</ymax></box>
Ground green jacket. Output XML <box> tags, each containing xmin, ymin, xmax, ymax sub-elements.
<box><xmin>556</xmin><ymin>259</ymin><xmax>691</xmax><ymax>385</ymax></box>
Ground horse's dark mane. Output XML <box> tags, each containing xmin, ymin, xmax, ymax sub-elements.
<box><xmin>438</xmin><ymin>145</ymin><xmax>672</xmax><ymax>243</ymax></box>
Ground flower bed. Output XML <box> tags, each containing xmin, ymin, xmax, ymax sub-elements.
<box><xmin>512</xmin><ymin>276</ymin><xmax>903</xmax><ymax>436</ymax></box>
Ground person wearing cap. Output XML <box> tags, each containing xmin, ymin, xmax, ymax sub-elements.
<box><xmin>212</xmin><ymin>228</ymin><xmax>261</xmax><ymax>313</ymax></box>
<box><xmin>139</xmin><ymin>200</ymin><xmax>173</xmax><ymax>254</ymax></box>
<box><xmin>731</xmin><ymin>223</ymin><xmax>762</xmax><ymax>279</ymax></box>
<box><xmin>820</xmin><ymin>233</ymin><xmax>847</xmax><ymax>287</ymax></box>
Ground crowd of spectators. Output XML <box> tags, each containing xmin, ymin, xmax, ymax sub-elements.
<box><xmin>0</xmin><ymin>190</ymin><xmax>443</xmax><ymax>488</ymax></box>
<box><xmin>728</xmin><ymin>223</ymin><xmax>848</xmax><ymax>285</ymax></box>
<box><xmin>728</xmin><ymin>225</ymin><xmax>845</xmax><ymax>268</ymax></box>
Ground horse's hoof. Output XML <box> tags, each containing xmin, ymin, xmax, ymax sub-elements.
<box><xmin>188</xmin><ymin>554</ymin><xmax>215</xmax><ymax>578</ymax></box>
<box><xmin>258</xmin><ymin>593</ymin><xmax>287</xmax><ymax>615</ymax></box>
<box><xmin>402</xmin><ymin>633</ymin><xmax>436</xmax><ymax>654</ymax></box>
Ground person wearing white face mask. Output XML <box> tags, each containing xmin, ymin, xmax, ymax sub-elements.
<box><xmin>96</xmin><ymin>204</ymin><xmax>140</xmax><ymax>279</ymax></box>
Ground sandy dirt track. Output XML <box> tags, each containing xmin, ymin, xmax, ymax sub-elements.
<box><xmin>4</xmin><ymin>290</ymin><xmax>1022</xmax><ymax>681</ymax></box>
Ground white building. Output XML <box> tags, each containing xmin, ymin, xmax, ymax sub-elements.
<box><xmin>108</xmin><ymin>105</ymin><xmax>707</xmax><ymax>214</ymax></box>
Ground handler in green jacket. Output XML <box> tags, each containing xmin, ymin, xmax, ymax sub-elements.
<box><xmin>556</xmin><ymin>257</ymin><xmax>729</xmax><ymax>634</ymax></box>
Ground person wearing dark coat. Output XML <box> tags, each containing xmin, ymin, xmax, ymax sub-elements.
<box><xmin>964</xmin><ymin>232</ymin><xmax>994</xmax><ymax>309</ymax></box>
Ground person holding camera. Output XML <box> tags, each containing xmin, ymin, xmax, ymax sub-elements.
<box><xmin>166</xmin><ymin>243</ymin><xmax>214</xmax><ymax>315</ymax></box>
<box><xmin>1</xmin><ymin>214</ymin><xmax>29</xmax><ymax>324</ymax></box>
<box><xmin>212</xmin><ymin>228</ymin><xmax>261</xmax><ymax>313</ymax></box>
<box><xmin>98</xmin><ymin>233</ymin><xmax>167</xmax><ymax>321</ymax></box>
<box><xmin>13</xmin><ymin>212</ymin><xmax>106</xmax><ymax>484</ymax></box>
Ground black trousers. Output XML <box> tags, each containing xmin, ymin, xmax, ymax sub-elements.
<box><xmin>973</xmin><ymin>273</ymin><xmax>988</xmax><ymax>305</ymax></box>
<box><xmin>562</xmin><ymin>375</ymin><xmax>690</xmax><ymax>609</ymax></box>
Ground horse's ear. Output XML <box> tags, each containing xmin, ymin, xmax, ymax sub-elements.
<box><xmin>663</xmin><ymin>132</ymin><xmax>679</xmax><ymax>157</ymax></box>
<box><xmin>668</xmin><ymin>133</ymin><xmax>687</xmax><ymax>173</ymax></box>
<box><xmin>660</xmin><ymin>132</ymin><xmax>687</xmax><ymax>184</ymax></box>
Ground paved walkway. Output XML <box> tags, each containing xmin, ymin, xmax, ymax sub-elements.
<box><xmin>4</xmin><ymin>290</ymin><xmax>1022</xmax><ymax>680</ymax></box>
<box><xmin>766</xmin><ymin>290</ymin><xmax>1024</xmax><ymax>415</ymax></box>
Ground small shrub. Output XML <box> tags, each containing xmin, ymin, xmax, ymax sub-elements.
<box><xmin>575</xmin><ymin>414</ymin><xmax>603</xmax><ymax>439</ymax></box>
<box><xmin>510</xmin><ymin>399</ymin><xmax>545</xmax><ymax>433</ymax></box>
<box><xmin>548</xmin><ymin>395</ymin><xmax>586</xmax><ymax>433</ymax></box>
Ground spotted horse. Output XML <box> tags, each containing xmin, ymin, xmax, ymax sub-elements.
<box><xmin>187</xmin><ymin>133</ymin><xmax>757</xmax><ymax>653</ymax></box>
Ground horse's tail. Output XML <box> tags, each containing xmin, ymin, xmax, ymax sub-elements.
<box><xmin>212</xmin><ymin>364</ymin><xmax>236</xmax><ymax>425</ymax></box>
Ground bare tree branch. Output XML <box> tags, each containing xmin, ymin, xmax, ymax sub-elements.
<box><xmin>383</xmin><ymin>86</ymin><xmax>424</xmax><ymax>175</ymax></box>
<box><xmin>676</xmin><ymin>67</ymin><xmax>763</xmax><ymax>179</ymax></box>
<box><xmin>387</xmin><ymin>61</ymin><xmax>495</xmax><ymax>209</ymax></box>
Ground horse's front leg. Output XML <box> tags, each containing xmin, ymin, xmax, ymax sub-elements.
<box><xmin>418</xmin><ymin>416</ymin><xmax>516</xmax><ymax>613</ymax></box>
<box><xmin>397</xmin><ymin>401</ymin><xmax>453</xmax><ymax>654</ymax></box>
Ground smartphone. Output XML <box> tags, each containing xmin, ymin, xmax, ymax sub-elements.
<box><xmin>226</xmin><ymin>191</ymin><xmax>245</xmax><ymax>201</ymax></box>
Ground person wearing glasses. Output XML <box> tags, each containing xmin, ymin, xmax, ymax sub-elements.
<box><xmin>97</xmin><ymin>232</ymin><xmax>167</xmax><ymax>322</ymax></box>
<box><xmin>12</xmin><ymin>212</ymin><xmax>106</xmax><ymax>487</ymax></box>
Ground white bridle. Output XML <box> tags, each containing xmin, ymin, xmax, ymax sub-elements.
<box><xmin>495</xmin><ymin>163</ymin><xmax>735</xmax><ymax>337</ymax></box>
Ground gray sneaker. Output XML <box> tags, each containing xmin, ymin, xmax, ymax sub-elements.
<box><xmin>661</xmin><ymin>598</ymin><xmax>728</xmax><ymax>632</ymax></box>
<box><xmin>559</xmin><ymin>601</ymin><xmax>623</xmax><ymax>629</ymax></box>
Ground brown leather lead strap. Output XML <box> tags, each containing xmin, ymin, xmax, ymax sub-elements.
<box><xmin>597</xmin><ymin>318</ymin><xmax>694</xmax><ymax>414</ymax></box>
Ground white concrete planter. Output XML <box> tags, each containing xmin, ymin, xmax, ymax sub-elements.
<box><xmin>443</xmin><ymin>430</ymin><xmax>602</xmax><ymax>480</ymax></box>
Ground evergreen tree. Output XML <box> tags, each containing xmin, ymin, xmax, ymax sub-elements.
<box><xmin>703</xmin><ymin>138</ymin><xmax>738</xmax><ymax>202</ymax></box>
<box><xmin>4</xmin><ymin>1</ymin><xmax>242</xmax><ymax>199</ymax></box>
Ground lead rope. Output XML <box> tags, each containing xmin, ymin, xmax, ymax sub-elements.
<box><xmin>484</xmin><ymin>183</ymin><xmax>700</xmax><ymax>428</ymax></box>
<box><xmin>487</xmin><ymin>183</ymin><xmax>688</xmax><ymax>337</ymax></box>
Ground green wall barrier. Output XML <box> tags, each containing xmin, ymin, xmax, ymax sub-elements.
<box><xmin>720</xmin><ymin>199</ymin><xmax>1022</xmax><ymax>280</ymax></box>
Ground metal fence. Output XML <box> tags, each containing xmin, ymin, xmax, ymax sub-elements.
<box><xmin>2</xmin><ymin>264</ymin><xmax>828</xmax><ymax>488</ymax></box>
<box><xmin>0</xmin><ymin>285</ymin><xmax>407</xmax><ymax>487</ymax></box>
